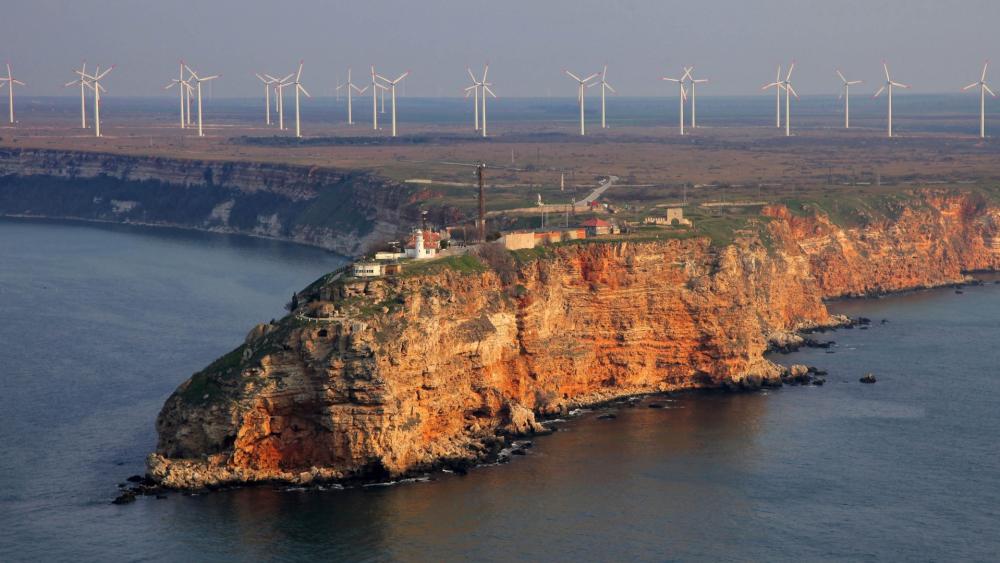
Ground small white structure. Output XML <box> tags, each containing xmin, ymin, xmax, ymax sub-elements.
<box><xmin>375</xmin><ymin>251</ymin><xmax>405</xmax><ymax>261</ymax></box>
<box><xmin>352</xmin><ymin>262</ymin><xmax>384</xmax><ymax>278</ymax></box>
<box><xmin>404</xmin><ymin>229</ymin><xmax>438</xmax><ymax>260</ymax></box>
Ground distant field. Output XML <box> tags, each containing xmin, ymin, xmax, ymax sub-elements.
<box><xmin>4</xmin><ymin>95</ymin><xmax>1000</xmax><ymax>227</ymax></box>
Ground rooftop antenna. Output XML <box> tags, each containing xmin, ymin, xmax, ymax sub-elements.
<box><xmin>0</xmin><ymin>62</ymin><xmax>26</xmax><ymax>124</ymax></box>
<box><xmin>565</xmin><ymin>69</ymin><xmax>599</xmax><ymax>136</ymax></box>
<box><xmin>836</xmin><ymin>69</ymin><xmax>863</xmax><ymax>129</ymax></box>
<box><xmin>874</xmin><ymin>61</ymin><xmax>909</xmax><ymax>138</ymax></box>
<box><xmin>64</xmin><ymin>61</ymin><xmax>89</xmax><ymax>129</ymax></box>
<box><xmin>183</xmin><ymin>63</ymin><xmax>220</xmax><ymax>137</ymax></box>
<box><xmin>963</xmin><ymin>60</ymin><xmax>995</xmax><ymax>138</ymax></box>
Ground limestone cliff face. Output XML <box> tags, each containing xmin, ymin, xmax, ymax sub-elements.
<box><xmin>0</xmin><ymin>148</ymin><xmax>422</xmax><ymax>255</ymax></box>
<box><xmin>149</xmin><ymin>191</ymin><xmax>1000</xmax><ymax>488</ymax></box>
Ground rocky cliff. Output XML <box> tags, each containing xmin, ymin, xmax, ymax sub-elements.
<box><xmin>0</xmin><ymin>148</ymin><xmax>424</xmax><ymax>255</ymax></box>
<box><xmin>148</xmin><ymin>189</ymin><xmax>1000</xmax><ymax>489</ymax></box>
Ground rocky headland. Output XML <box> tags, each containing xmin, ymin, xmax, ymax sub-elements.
<box><xmin>147</xmin><ymin>190</ymin><xmax>1000</xmax><ymax>489</ymax></box>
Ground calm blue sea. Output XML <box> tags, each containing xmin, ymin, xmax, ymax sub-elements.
<box><xmin>1</xmin><ymin>218</ymin><xmax>998</xmax><ymax>561</ymax></box>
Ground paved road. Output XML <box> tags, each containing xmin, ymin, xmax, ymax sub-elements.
<box><xmin>577</xmin><ymin>175</ymin><xmax>617</xmax><ymax>207</ymax></box>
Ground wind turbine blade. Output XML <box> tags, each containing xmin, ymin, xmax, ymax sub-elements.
<box><xmin>693</xmin><ymin>79</ymin><xmax>709</xmax><ymax>84</ymax></box>
<box><xmin>663</xmin><ymin>77</ymin><xmax>680</xmax><ymax>83</ymax></box>
<box><xmin>482</xmin><ymin>64</ymin><xmax>489</xmax><ymax>82</ymax></box>
<box><xmin>353</xmin><ymin>85</ymin><xmax>368</xmax><ymax>94</ymax></box>
<box><xmin>838</xmin><ymin>90</ymin><xmax>844</xmax><ymax>100</ymax></box>
<box><xmin>874</xmin><ymin>85</ymin><xmax>886</xmax><ymax>98</ymax></box>
<box><xmin>681</xmin><ymin>67</ymin><xmax>693</xmax><ymax>81</ymax></box>
<box><xmin>464</xmin><ymin>84</ymin><xmax>477</xmax><ymax>92</ymax></box>
<box><xmin>484</xmin><ymin>85</ymin><xmax>497</xmax><ymax>98</ymax></box>
<box><xmin>587</xmin><ymin>81</ymin><xmax>598</xmax><ymax>88</ymax></box>
<box><xmin>264</xmin><ymin>74</ymin><xmax>280</xmax><ymax>82</ymax></box>
<box><xmin>280</xmin><ymin>73</ymin><xmax>294</xmax><ymax>83</ymax></box>
<box><xmin>986</xmin><ymin>84</ymin><xmax>997</xmax><ymax>97</ymax></box>
<box><xmin>776</xmin><ymin>65</ymin><xmax>782</xmax><ymax>82</ymax></box>
<box><xmin>963</xmin><ymin>82</ymin><xmax>980</xmax><ymax>91</ymax></box>
<box><xmin>395</xmin><ymin>71</ymin><xmax>410</xmax><ymax>83</ymax></box>
<box><xmin>565</xmin><ymin>70</ymin><xmax>582</xmax><ymax>82</ymax></box>
<box><xmin>298</xmin><ymin>84</ymin><xmax>311</xmax><ymax>97</ymax></box>
<box><xmin>184</xmin><ymin>65</ymin><xmax>199</xmax><ymax>80</ymax></box>
<box><xmin>883</xmin><ymin>62</ymin><xmax>891</xmax><ymax>82</ymax></box>
<box><xmin>95</xmin><ymin>66</ymin><xmax>115</xmax><ymax>80</ymax></box>
<box><xmin>983</xmin><ymin>61</ymin><xmax>989</xmax><ymax>82</ymax></box>
<box><xmin>836</xmin><ymin>69</ymin><xmax>847</xmax><ymax>83</ymax></box>
<box><xmin>606</xmin><ymin>83</ymin><xmax>616</xmax><ymax>94</ymax></box>
<box><xmin>201</xmin><ymin>74</ymin><xmax>220</xmax><ymax>81</ymax></box>
<box><xmin>892</xmin><ymin>82</ymin><xmax>909</xmax><ymax>89</ymax></box>
<box><xmin>848</xmin><ymin>80</ymin><xmax>863</xmax><ymax>85</ymax></box>
<box><xmin>467</xmin><ymin>67</ymin><xmax>477</xmax><ymax>83</ymax></box>
<box><xmin>787</xmin><ymin>84</ymin><xmax>799</xmax><ymax>98</ymax></box>
<box><xmin>296</xmin><ymin>61</ymin><xmax>303</xmax><ymax>82</ymax></box>
<box><xmin>582</xmin><ymin>73</ymin><xmax>599</xmax><ymax>83</ymax></box>
<box><xmin>786</xmin><ymin>62</ymin><xmax>795</xmax><ymax>81</ymax></box>
<box><xmin>602</xmin><ymin>64</ymin><xmax>607</xmax><ymax>80</ymax></box>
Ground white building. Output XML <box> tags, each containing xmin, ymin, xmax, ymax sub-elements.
<box><xmin>404</xmin><ymin>229</ymin><xmax>438</xmax><ymax>260</ymax></box>
<box><xmin>352</xmin><ymin>262</ymin><xmax>384</xmax><ymax>277</ymax></box>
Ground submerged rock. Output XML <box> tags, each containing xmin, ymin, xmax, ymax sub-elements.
<box><xmin>860</xmin><ymin>373</ymin><xmax>878</xmax><ymax>384</ymax></box>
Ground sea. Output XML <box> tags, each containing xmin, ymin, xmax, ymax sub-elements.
<box><xmin>1</xmin><ymin>218</ymin><xmax>998</xmax><ymax>561</ymax></box>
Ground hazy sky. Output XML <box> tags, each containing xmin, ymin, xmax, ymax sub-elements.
<box><xmin>2</xmin><ymin>0</ymin><xmax>998</xmax><ymax>98</ymax></box>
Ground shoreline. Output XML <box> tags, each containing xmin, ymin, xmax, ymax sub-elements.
<box><xmin>0</xmin><ymin>213</ymin><xmax>349</xmax><ymax>257</ymax></box>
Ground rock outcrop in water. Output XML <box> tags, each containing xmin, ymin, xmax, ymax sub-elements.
<box><xmin>0</xmin><ymin>148</ymin><xmax>429</xmax><ymax>255</ymax></box>
<box><xmin>148</xmin><ymin>190</ymin><xmax>1000</xmax><ymax>488</ymax></box>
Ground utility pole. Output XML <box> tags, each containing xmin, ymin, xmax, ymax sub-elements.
<box><xmin>477</xmin><ymin>163</ymin><xmax>486</xmax><ymax>242</ymax></box>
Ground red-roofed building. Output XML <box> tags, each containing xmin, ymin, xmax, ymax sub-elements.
<box><xmin>580</xmin><ymin>218</ymin><xmax>612</xmax><ymax>236</ymax></box>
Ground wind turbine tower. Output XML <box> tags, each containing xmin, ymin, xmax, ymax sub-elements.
<box><xmin>874</xmin><ymin>61</ymin><xmax>909</xmax><ymax>138</ymax></box>
<box><xmin>290</xmin><ymin>60</ymin><xmax>311</xmax><ymax>138</ymax></box>
<box><xmin>375</xmin><ymin>70</ymin><xmax>409</xmax><ymax>137</ymax></box>
<box><xmin>686</xmin><ymin>67</ymin><xmax>709</xmax><ymax>128</ymax></box>
<box><xmin>336</xmin><ymin>68</ymin><xmax>367</xmax><ymax>125</ymax></box>
<box><xmin>565</xmin><ymin>70</ymin><xmax>599</xmax><ymax>136</ymax></box>
<box><xmin>255</xmin><ymin>72</ymin><xmax>277</xmax><ymax>125</ymax></box>
<box><xmin>836</xmin><ymin>69</ymin><xmax>863</xmax><ymax>129</ymax></box>
<box><xmin>64</xmin><ymin>61</ymin><xmax>90</xmax><ymax>129</ymax></box>
<box><xmin>183</xmin><ymin>63</ymin><xmax>220</xmax><ymax>137</ymax></box>
<box><xmin>0</xmin><ymin>63</ymin><xmax>26</xmax><ymax>124</ymax></box>
<box><xmin>762</xmin><ymin>65</ymin><xmax>784</xmax><ymax>128</ymax></box>
<box><xmin>662</xmin><ymin>68</ymin><xmax>689</xmax><ymax>135</ymax></box>
<box><xmin>596</xmin><ymin>65</ymin><xmax>616</xmax><ymax>129</ymax></box>
<box><xmin>963</xmin><ymin>61</ymin><xmax>995</xmax><ymax>138</ymax></box>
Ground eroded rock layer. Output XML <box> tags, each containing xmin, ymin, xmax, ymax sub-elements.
<box><xmin>149</xmin><ymin>191</ymin><xmax>1000</xmax><ymax>488</ymax></box>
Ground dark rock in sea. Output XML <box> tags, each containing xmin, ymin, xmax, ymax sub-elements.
<box><xmin>626</xmin><ymin>397</ymin><xmax>641</xmax><ymax>408</ymax></box>
<box><xmin>807</xmin><ymin>367</ymin><xmax>828</xmax><ymax>376</ymax></box>
<box><xmin>112</xmin><ymin>492</ymin><xmax>136</xmax><ymax>505</ymax></box>
<box><xmin>859</xmin><ymin>326</ymin><xmax>869</xmax><ymax>330</ymax></box>
<box><xmin>855</xmin><ymin>317</ymin><xmax>872</xmax><ymax>325</ymax></box>
<box><xmin>881</xmin><ymin>319</ymin><xmax>889</xmax><ymax>324</ymax></box>
<box><xmin>860</xmin><ymin>373</ymin><xmax>878</xmax><ymax>384</ymax></box>
<box><xmin>812</xmin><ymin>378</ymin><xmax>826</xmax><ymax>386</ymax></box>
<box><xmin>511</xmin><ymin>449</ymin><xmax>527</xmax><ymax>456</ymax></box>
<box><xmin>597</xmin><ymin>413</ymin><xmax>617</xmax><ymax>420</ymax></box>
<box><xmin>782</xmin><ymin>364</ymin><xmax>813</xmax><ymax>385</ymax></box>
<box><xmin>126</xmin><ymin>475</ymin><xmax>144</xmax><ymax>483</ymax></box>
<box><xmin>955</xmin><ymin>290</ymin><xmax>964</xmax><ymax>294</ymax></box>
<box><xmin>825</xmin><ymin>350</ymin><xmax>836</xmax><ymax>354</ymax></box>
<box><xmin>648</xmin><ymin>403</ymin><xmax>665</xmax><ymax>409</ymax></box>
<box><xmin>155</xmin><ymin>494</ymin><xmax>168</xmax><ymax>500</ymax></box>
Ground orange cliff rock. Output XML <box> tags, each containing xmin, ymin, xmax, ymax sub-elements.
<box><xmin>148</xmin><ymin>190</ymin><xmax>1000</xmax><ymax>489</ymax></box>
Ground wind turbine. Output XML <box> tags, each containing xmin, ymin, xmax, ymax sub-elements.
<box><xmin>370</xmin><ymin>65</ymin><xmax>387</xmax><ymax>130</ymax></box>
<box><xmin>874</xmin><ymin>61</ymin><xmax>909</xmax><ymax>138</ymax></box>
<box><xmin>963</xmin><ymin>61</ymin><xmax>995</xmax><ymax>139</ymax></box>
<box><xmin>254</xmin><ymin>72</ymin><xmax>276</xmax><ymax>125</ymax></box>
<box><xmin>375</xmin><ymin>70</ymin><xmax>409</xmax><ymax>137</ymax></box>
<box><xmin>465</xmin><ymin>66</ymin><xmax>482</xmax><ymax>131</ymax></box>
<box><xmin>565</xmin><ymin>70</ymin><xmax>598</xmax><ymax>136</ymax></box>
<box><xmin>836</xmin><ymin>69</ymin><xmax>863</xmax><ymax>129</ymax></box>
<box><xmin>763</xmin><ymin>63</ymin><xmax>799</xmax><ymax>137</ymax></box>
<box><xmin>265</xmin><ymin>71</ymin><xmax>293</xmax><ymax>130</ymax></box>
<box><xmin>685</xmin><ymin>67</ymin><xmax>709</xmax><ymax>128</ymax></box>
<box><xmin>76</xmin><ymin>65</ymin><xmax>114</xmax><ymax>137</ymax></box>
<box><xmin>762</xmin><ymin>65</ymin><xmax>784</xmax><ymax>128</ymax></box>
<box><xmin>335</xmin><ymin>68</ymin><xmax>367</xmax><ymax>125</ymax></box>
<box><xmin>479</xmin><ymin>65</ymin><xmax>496</xmax><ymax>137</ymax></box>
<box><xmin>164</xmin><ymin>61</ymin><xmax>189</xmax><ymax>129</ymax></box>
<box><xmin>662</xmin><ymin>69</ymin><xmax>689</xmax><ymax>135</ymax></box>
<box><xmin>64</xmin><ymin>61</ymin><xmax>89</xmax><ymax>129</ymax></box>
<box><xmin>0</xmin><ymin>63</ymin><xmax>26</xmax><ymax>124</ymax></box>
<box><xmin>183</xmin><ymin>63</ymin><xmax>220</xmax><ymax>137</ymax></box>
<box><xmin>595</xmin><ymin>64</ymin><xmax>616</xmax><ymax>129</ymax></box>
<box><xmin>289</xmin><ymin>60</ymin><xmax>311</xmax><ymax>138</ymax></box>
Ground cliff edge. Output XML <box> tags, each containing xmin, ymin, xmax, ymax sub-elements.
<box><xmin>148</xmin><ymin>190</ymin><xmax>1000</xmax><ymax>488</ymax></box>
